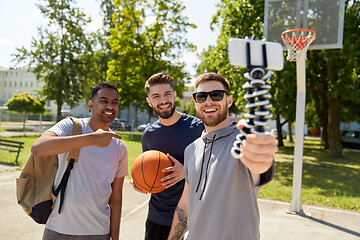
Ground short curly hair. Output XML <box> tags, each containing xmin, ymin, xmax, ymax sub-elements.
<box><xmin>90</xmin><ymin>82</ymin><xmax>118</xmax><ymax>100</ymax></box>
<box><xmin>195</xmin><ymin>73</ymin><xmax>230</xmax><ymax>93</ymax></box>
<box><xmin>145</xmin><ymin>73</ymin><xmax>174</xmax><ymax>95</ymax></box>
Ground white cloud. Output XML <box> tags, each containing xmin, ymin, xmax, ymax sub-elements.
<box><xmin>0</xmin><ymin>38</ymin><xmax>15</xmax><ymax>46</ymax></box>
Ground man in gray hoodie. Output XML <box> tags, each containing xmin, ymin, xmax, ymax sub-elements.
<box><xmin>168</xmin><ymin>72</ymin><xmax>278</xmax><ymax>240</ymax></box>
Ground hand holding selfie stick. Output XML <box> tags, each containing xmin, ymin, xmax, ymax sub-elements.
<box><xmin>228</xmin><ymin>37</ymin><xmax>284</xmax><ymax>158</ymax></box>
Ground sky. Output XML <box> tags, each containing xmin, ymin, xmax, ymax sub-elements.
<box><xmin>0</xmin><ymin>0</ymin><xmax>220</xmax><ymax>77</ymax></box>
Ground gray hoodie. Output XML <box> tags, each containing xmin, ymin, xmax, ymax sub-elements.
<box><xmin>184</xmin><ymin>123</ymin><xmax>275</xmax><ymax>240</ymax></box>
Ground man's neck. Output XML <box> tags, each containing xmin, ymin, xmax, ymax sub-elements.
<box><xmin>204</xmin><ymin>118</ymin><xmax>232</xmax><ymax>133</ymax></box>
<box><xmin>88</xmin><ymin>117</ymin><xmax>110</xmax><ymax>131</ymax></box>
<box><xmin>159</xmin><ymin>110</ymin><xmax>182</xmax><ymax>126</ymax></box>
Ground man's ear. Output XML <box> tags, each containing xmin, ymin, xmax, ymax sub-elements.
<box><xmin>88</xmin><ymin>100</ymin><xmax>93</xmax><ymax>110</ymax></box>
<box><xmin>146</xmin><ymin>97</ymin><xmax>152</xmax><ymax>107</ymax></box>
<box><xmin>227</xmin><ymin>95</ymin><xmax>233</xmax><ymax>109</ymax></box>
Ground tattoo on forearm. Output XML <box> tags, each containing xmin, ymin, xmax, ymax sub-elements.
<box><xmin>171</xmin><ymin>206</ymin><xmax>188</xmax><ymax>240</ymax></box>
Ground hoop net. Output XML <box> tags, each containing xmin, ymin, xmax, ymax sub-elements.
<box><xmin>281</xmin><ymin>29</ymin><xmax>317</xmax><ymax>62</ymax></box>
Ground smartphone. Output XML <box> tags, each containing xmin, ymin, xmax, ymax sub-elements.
<box><xmin>228</xmin><ymin>38</ymin><xmax>284</xmax><ymax>71</ymax></box>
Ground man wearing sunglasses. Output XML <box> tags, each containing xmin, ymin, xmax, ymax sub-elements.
<box><xmin>131</xmin><ymin>73</ymin><xmax>204</xmax><ymax>240</ymax></box>
<box><xmin>168</xmin><ymin>72</ymin><xmax>278</xmax><ymax>240</ymax></box>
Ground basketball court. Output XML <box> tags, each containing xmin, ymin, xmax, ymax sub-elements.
<box><xmin>0</xmin><ymin>170</ymin><xmax>359</xmax><ymax>239</ymax></box>
<box><xmin>0</xmin><ymin>0</ymin><xmax>356</xmax><ymax>239</ymax></box>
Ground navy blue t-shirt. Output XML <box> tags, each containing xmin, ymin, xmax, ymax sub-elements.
<box><xmin>141</xmin><ymin>114</ymin><xmax>204</xmax><ymax>226</ymax></box>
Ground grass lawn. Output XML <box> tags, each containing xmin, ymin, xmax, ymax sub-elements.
<box><xmin>261</xmin><ymin>137</ymin><xmax>360</xmax><ymax>211</ymax></box>
<box><xmin>1</xmin><ymin>133</ymin><xmax>359</xmax><ymax>211</ymax></box>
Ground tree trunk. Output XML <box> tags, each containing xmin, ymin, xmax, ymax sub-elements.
<box><xmin>57</xmin><ymin>29</ymin><xmax>66</xmax><ymax>123</ymax></box>
<box><xmin>135</xmin><ymin>105</ymin><xmax>138</xmax><ymax>126</ymax></box>
<box><xmin>276</xmin><ymin>114</ymin><xmax>284</xmax><ymax>147</ymax></box>
<box><xmin>312</xmin><ymin>74</ymin><xmax>329</xmax><ymax>149</ymax></box>
<box><xmin>328</xmin><ymin>97</ymin><xmax>342</xmax><ymax>157</ymax></box>
<box><xmin>56</xmin><ymin>103</ymin><xmax>63</xmax><ymax>122</ymax></box>
<box><xmin>321</xmin><ymin>87</ymin><xmax>329</xmax><ymax>149</ymax></box>
<box><xmin>127</xmin><ymin>106</ymin><xmax>130</xmax><ymax>122</ymax></box>
<box><xmin>287</xmin><ymin>121</ymin><xmax>293</xmax><ymax>143</ymax></box>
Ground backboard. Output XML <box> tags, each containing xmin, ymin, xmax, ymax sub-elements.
<box><xmin>264</xmin><ymin>0</ymin><xmax>345</xmax><ymax>50</ymax></box>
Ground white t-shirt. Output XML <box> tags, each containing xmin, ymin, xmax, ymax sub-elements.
<box><xmin>45</xmin><ymin>118</ymin><xmax>128</xmax><ymax>235</ymax></box>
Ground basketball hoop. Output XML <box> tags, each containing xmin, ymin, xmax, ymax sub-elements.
<box><xmin>281</xmin><ymin>29</ymin><xmax>316</xmax><ymax>61</ymax></box>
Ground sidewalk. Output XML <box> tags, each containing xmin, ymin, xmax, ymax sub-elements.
<box><xmin>258</xmin><ymin>199</ymin><xmax>360</xmax><ymax>240</ymax></box>
<box><xmin>122</xmin><ymin>181</ymin><xmax>360</xmax><ymax>240</ymax></box>
<box><xmin>0</xmin><ymin>129</ymin><xmax>45</xmax><ymax>138</ymax></box>
<box><xmin>0</xmin><ymin>165</ymin><xmax>359</xmax><ymax>240</ymax></box>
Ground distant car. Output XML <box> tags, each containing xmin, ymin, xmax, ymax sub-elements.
<box><xmin>270</xmin><ymin>129</ymin><xmax>287</xmax><ymax>139</ymax></box>
<box><xmin>341</xmin><ymin>130</ymin><xmax>360</xmax><ymax>149</ymax></box>
<box><xmin>110</xmin><ymin>119</ymin><xmax>132</xmax><ymax>131</ymax></box>
<box><xmin>137</xmin><ymin>123</ymin><xmax>150</xmax><ymax>132</ymax></box>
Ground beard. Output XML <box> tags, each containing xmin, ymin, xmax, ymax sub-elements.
<box><xmin>153</xmin><ymin>102</ymin><xmax>176</xmax><ymax>119</ymax></box>
<box><xmin>196</xmin><ymin>105</ymin><xmax>227</xmax><ymax>127</ymax></box>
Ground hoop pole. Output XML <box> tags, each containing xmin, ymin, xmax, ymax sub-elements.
<box><xmin>289</xmin><ymin>51</ymin><xmax>306</xmax><ymax>215</ymax></box>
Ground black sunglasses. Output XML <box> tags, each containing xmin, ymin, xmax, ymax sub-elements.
<box><xmin>192</xmin><ymin>90</ymin><xmax>229</xmax><ymax>103</ymax></box>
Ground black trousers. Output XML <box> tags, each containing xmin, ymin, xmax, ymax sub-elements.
<box><xmin>145</xmin><ymin>219</ymin><xmax>171</xmax><ymax>240</ymax></box>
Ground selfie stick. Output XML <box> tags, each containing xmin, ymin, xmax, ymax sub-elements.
<box><xmin>228</xmin><ymin>37</ymin><xmax>283</xmax><ymax>159</ymax></box>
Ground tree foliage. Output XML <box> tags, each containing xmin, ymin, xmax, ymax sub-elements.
<box><xmin>13</xmin><ymin>0</ymin><xmax>96</xmax><ymax>121</ymax></box>
<box><xmin>6</xmin><ymin>93</ymin><xmax>45</xmax><ymax>114</ymax></box>
<box><xmin>307</xmin><ymin>0</ymin><xmax>360</xmax><ymax>156</ymax></box>
<box><xmin>5</xmin><ymin>93</ymin><xmax>46</xmax><ymax>130</ymax></box>
<box><xmin>183</xmin><ymin>99</ymin><xmax>197</xmax><ymax>117</ymax></box>
<box><xmin>198</xmin><ymin>0</ymin><xmax>360</xmax><ymax>157</ymax></box>
<box><xmin>107</xmin><ymin>0</ymin><xmax>196</xmax><ymax>122</ymax></box>
<box><xmin>197</xmin><ymin>0</ymin><xmax>296</xmax><ymax>146</ymax></box>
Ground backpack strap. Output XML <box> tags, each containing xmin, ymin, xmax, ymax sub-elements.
<box><xmin>53</xmin><ymin>117</ymin><xmax>82</xmax><ymax>214</ymax></box>
<box><xmin>67</xmin><ymin>117</ymin><xmax>81</xmax><ymax>163</ymax></box>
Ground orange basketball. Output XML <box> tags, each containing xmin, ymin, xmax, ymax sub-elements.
<box><xmin>131</xmin><ymin>150</ymin><xmax>173</xmax><ymax>193</ymax></box>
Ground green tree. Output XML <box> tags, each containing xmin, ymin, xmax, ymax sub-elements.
<box><xmin>307</xmin><ymin>0</ymin><xmax>360</xmax><ymax>157</ymax></box>
<box><xmin>270</xmin><ymin>62</ymin><xmax>297</xmax><ymax>146</ymax></box>
<box><xmin>107</xmin><ymin>0</ymin><xmax>196</xmax><ymax>123</ymax></box>
<box><xmin>5</xmin><ymin>93</ymin><xmax>46</xmax><ymax>130</ymax></box>
<box><xmin>199</xmin><ymin>0</ymin><xmax>360</xmax><ymax>157</ymax></box>
<box><xmin>85</xmin><ymin>0</ymin><xmax>117</xmax><ymax>88</ymax></box>
<box><xmin>198</xmin><ymin>0</ymin><xmax>269</xmax><ymax>110</ymax></box>
<box><xmin>198</xmin><ymin>0</ymin><xmax>297</xmax><ymax>147</ymax></box>
<box><xmin>183</xmin><ymin>99</ymin><xmax>197</xmax><ymax>117</ymax></box>
<box><xmin>13</xmin><ymin>0</ymin><xmax>95</xmax><ymax>121</ymax></box>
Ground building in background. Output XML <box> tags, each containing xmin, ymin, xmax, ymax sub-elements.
<box><xmin>0</xmin><ymin>66</ymin><xmax>90</xmax><ymax>120</ymax></box>
<box><xmin>0</xmin><ymin>66</ymin><xmax>152</xmax><ymax>125</ymax></box>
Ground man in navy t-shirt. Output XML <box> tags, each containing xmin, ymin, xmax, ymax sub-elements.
<box><xmin>131</xmin><ymin>73</ymin><xmax>204</xmax><ymax>240</ymax></box>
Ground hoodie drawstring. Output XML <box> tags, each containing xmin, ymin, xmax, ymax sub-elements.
<box><xmin>196</xmin><ymin>134</ymin><xmax>216</xmax><ymax>200</ymax></box>
<box><xmin>195</xmin><ymin>139</ymin><xmax>207</xmax><ymax>193</ymax></box>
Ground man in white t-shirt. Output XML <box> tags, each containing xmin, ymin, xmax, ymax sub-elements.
<box><xmin>31</xmin><ymin>82</ymin><xmax>128</xmax><ymax>240</ymax></box>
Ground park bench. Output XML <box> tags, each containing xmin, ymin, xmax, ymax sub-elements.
<box><xmin>0</xmin><ymin>139</ymin><xmax>24</xmax><ymax>165</ymax></box>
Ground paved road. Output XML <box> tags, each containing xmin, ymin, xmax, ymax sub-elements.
<box><xmin>0</xmin><ymin>166</ymin><xmax>149</xmax><ymax>240</ymax></box>
<box><xmin>0</xmin><ymin>167</ymin><xmax>359</xmax><ymax>240</ymax></box>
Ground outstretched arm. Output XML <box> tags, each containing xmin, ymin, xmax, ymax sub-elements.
<box><xmin>236</xmin><ymin>120</ymin><xmax>278</xmax><ymax>186</ymax></box>
<box><xmin>168</xmin><ymin>183</ymin><xmax>189</xmax><ymax>240</ymax></box>
<box><xmin>31</xmin><ymin>129</ymin><xmax>122</xmax><ymax>156</ymax></box>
